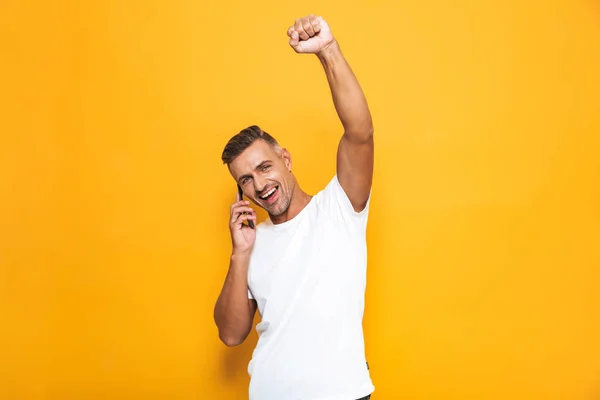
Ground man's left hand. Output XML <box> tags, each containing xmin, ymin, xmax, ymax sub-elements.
<box><xmin>287</xmin><ymin>15</ymin><xmax>335</xmax><ymax>55</ymax></box>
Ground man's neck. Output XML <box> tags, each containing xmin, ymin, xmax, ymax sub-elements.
<box><xmin>270</xmin><ymin>188</ymin><xmax>312</xmax><ymax>225</ymax></box>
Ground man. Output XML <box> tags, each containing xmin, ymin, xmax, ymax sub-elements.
<box><xmin>213</xmin><ymin>14</ymin><xmax>375</xmax><ymax>400</ymax></box>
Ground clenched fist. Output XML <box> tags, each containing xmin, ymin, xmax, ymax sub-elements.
<box><xmin>287</xmin><ymin>15</ymin><xmax>335</xmax><ymax>54</ymax></box>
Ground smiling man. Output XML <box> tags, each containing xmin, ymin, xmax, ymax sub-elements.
<box><xmin>213</xmin><ymin>14</ymin><xmax>375</xmax><ymax>400</ymax></box>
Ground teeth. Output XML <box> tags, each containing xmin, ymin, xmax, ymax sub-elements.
<box><xmin>260</xmin><ymin>187</ymin><xmax>276</xmax><ymax>199</ymax></box>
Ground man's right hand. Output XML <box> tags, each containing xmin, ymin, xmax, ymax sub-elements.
<box><xmin>229</xmin><ymin>192</ymin><xmax>257</xmax><ymax>254</ymax></box>
<box><xmin>215</xmin><ymin>192</ymin><xmax>258</xmax><ymax>347</ymax></box>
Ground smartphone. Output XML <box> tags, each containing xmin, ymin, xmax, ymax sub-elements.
<box><xmin>238</xmin><ymin>184</ymin><xmax>255</xmax><ymax>229</ymax></box>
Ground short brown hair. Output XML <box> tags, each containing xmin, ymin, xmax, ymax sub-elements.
<box><xmin>221</xmin><ymin>125</ymin><xmax>280</xmax><ymax>165</ymax></box>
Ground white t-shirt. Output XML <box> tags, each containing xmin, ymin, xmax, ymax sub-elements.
<box><xmin>246</xmin><ymin>175</ymin><xmax>375</xmax><ymax>400</ymax></box>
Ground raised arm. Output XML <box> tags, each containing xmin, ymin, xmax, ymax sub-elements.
<box><xmin>288</xmin><ymin>15</ymin><xmax>374</xmax><ymax>212</ymax></box>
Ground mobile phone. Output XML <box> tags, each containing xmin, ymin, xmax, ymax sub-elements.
<box><xmin>238</xmin><ymin>184</ymin><xmax>255</xmax><ymax>229</ymax></box>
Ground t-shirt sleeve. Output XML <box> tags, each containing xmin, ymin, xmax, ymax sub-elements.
<box><xmin>248</xmin><ymin>288</ymin><xmax>254</xmax><ymax>299</ymax></box>
<box><xmin>318</xmin><ymin>174</ymin><xmax>372</xmax><ymax>228</ymax></box>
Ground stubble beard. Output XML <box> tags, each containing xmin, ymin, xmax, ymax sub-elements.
<box><xmin>267</xmin><ymin>182</ymin><xmax>294</xmax><ymax>217</ymax></box>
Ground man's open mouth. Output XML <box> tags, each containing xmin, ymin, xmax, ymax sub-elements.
<box><xmin>259</xmin><ymin>186</ymin><xmax>278</xmax><ymax>204</ymax></box>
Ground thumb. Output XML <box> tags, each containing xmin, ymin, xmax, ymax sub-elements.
<box><xmin>289</xmin><ymin>31</ymin><xmax>304</xmax><ymax>52</ymax></box>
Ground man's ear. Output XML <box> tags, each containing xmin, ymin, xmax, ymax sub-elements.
<box><xmin>281</xmin><ymin>148</ymin><xmax>292</xmax><ymax>171</ymax></box>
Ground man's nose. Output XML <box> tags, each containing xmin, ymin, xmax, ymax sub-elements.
<box><xmin>253</xmin><ymin>177</ymin><xmax>267</xmax><ymax>193</ymax></box>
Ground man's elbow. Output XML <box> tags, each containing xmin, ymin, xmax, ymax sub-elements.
<box><xmin>345</xmin><ymin>126</ymin><xmax>374</xmax><ymax>144</ymax></box>
<box><xmin>219</xmin><ymin>331</ymin><xmax>247</xmax><ymax>347</ymax></box>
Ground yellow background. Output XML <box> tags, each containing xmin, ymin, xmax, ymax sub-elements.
<box><xmin>1</xmin><ymin>0</ymin><xmax>599</xmax><ymax>399</ymax></box>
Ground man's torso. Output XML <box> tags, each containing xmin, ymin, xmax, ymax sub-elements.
<box><xmin>246</xmin><ymin>176</ymin><xmax>375</xmax><ymax>400</ymax></box>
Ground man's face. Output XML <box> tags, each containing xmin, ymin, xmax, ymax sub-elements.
<box><xmin>229</xmin><ymin>140</ymin><xmax>294</xmax><ymax>217</ymax></box>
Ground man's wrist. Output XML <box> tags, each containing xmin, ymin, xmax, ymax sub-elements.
<box><xmin>316</xmin><ymin>39</ymin><xmax>342</xmax><ymax>63</ymax></box>
<box><xmin>231</xmin><ymin>250</ymin><xmax>251</xmax><ymax>263</ymax></box>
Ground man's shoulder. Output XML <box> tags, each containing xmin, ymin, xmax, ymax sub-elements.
<box><xmin>312</xmin><ymin>175</ymin><xmax>342</xmax><ymax>202</ymax></box>
<box><xmin>316</xmin><ymin>174</ymin><xmax>371</xmax><ymax>216</ymax></box>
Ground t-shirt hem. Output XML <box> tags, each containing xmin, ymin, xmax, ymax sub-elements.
<box><xmin>309</xmin><ymin>382</ymin><xmax>375</xmax><ymax>400</ymax></box>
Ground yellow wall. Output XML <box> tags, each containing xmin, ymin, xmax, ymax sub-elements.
<box><xmin>1</xmin><ymin>0</ymin><xmax>599</xmax><ymax>398</ymax></box>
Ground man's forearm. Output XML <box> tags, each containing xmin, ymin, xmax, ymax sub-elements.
<box><xmin>214</xmin><ymin>252</ymin><xmax>254</xmax><ymax>346</ymax></box>
<box><xmin>317</xmin><ymin>40</ymin><xmax>373</xmax><ymax>142</ymax></box>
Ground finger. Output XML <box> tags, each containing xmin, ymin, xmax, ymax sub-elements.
<box><xmin>234</xmin><ymin>211</ymin><xmax>257</xmax><ymax>228</ymax></box>
<box><xmin>231</xmin><ymin>205</ymin><xmax>254</xmax><ymax>221</ymax></box>
<box><xmin>230</xmin><ymin>204</ymin><xmax>250</xmax><ymax>223</ymax></box>
<box><xmin>231</xmin><ymin>200</ymin><xmax>249</xmax><ymax>212</ymax></box>
<box><xmin>294</xmin><ymin>18</ymin><xmax>309</xmax><ymax>40</ymax></box>
<box><xmin>289</xmin><ymin>30</ymin><xmax>300</xmax><ymax>48</ymax></box>
<box><xmin>310</xmin><ymin>15</ymin><xmax>321</xmax><ymax>33</ymax></box>
<box><xmin>302</xmin><ymin>18</ymin><xmax>315</xmax><ymax>36</ymax></box>
<box><xmin>231</xmin><ymin>208</ymin><xmax>256</xmax><ymax>226</ymax></box>
<box><xmin>232</xmin><ymin>205</ymin><xmax>254</xmax><ymax>216</ymax></box>
<box><xmin>287</xmin><ymin>25</ymin><xmax>294</xmax><ymax>37</ymax></box>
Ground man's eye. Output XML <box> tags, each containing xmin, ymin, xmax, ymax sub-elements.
<box><xmin>242</xmin><ymin>177</ymin><xmax>250</xmax><ymax>184</ymax></box>
<box><xmin>262</xmin><ymin>165</ymin><xmax>270</xmax><ymax>171</ymax></box>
